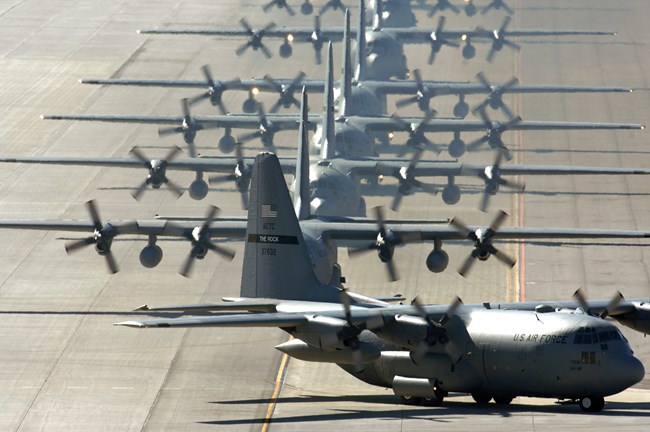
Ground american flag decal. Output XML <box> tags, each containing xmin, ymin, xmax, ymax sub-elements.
<box><xmin>261</xmin><ymin>204</ymin><xmax>278</xmax><ymax>218</ymax></box>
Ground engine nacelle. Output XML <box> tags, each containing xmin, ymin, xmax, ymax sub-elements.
<box><xmin>448</xmin><ymin>138</ymin><xmax>466</xmax><ymax>158</ymax></box>
<box><xmin>485</xmin><ymin>181</ymin><xmax>499</xmax><ymax>195</ymax></box>
<box><xmin>275</xmin><ymin>339</ymin><xmax>380</xmax><ymax>364</ymax></box>
<box><xmin>615</xmin><ymin>302</ymin><xmax>650</xmax><ymax>335</ymax></box>
<box><xmin>218</xmin><ymin>134</ymin><xmax>236</xmax><ymax>154</ymax></box>
<box><xmin>426</xmin><ymin>249</ymin><xmax>449</xmax><ymax>273</ymax></box>
<box><xmin>95</xmin><ymin>239</ymin><xmax>112</xmax><ymax>255</ymax></box>
<box><xmin>462</xmin><ymin>42</ymin><xmax>476</xmax><ymax>59</ymax></box>
<box><xmin>293</xmin><ymin>315</ymin><xmax>350</xmax><ymax>350</ymax></box>
<box><xmin>279</xmin><ymin>41</ymin><xmax>293</xmax><ymax>58</ymax></box>
<box><xmin>139</xmin><ymin>244</ymin><xmax>163</xmax><ymax>268</ymax></box>
<box><xmin>375</xmin><ymin>314</ymin><xmax>427</xmax><ymax>349</ymax></box>
<box><xmin>189</xmin><ymin>179</ymin><xmax>209</xmax><ymax>200</ymax></box>
<box><xmin>442</xmin><ymin>184</ymin><xmax>461</xmax><ymax>205</ymax></box>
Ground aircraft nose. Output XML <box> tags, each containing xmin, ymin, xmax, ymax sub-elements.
<box><xmin>612</xmin><ymin>354</ymin><xmax>645</xmax><ymax>389</ymax></box>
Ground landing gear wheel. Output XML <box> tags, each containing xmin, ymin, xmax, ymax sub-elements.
<box><xmin>579</xmin><ymin>396</ymin><xmax>604</xmax><ymax>413</ymax></box>
<box><xmin>493</xmin><ymin>396</ymin><xmax>513</xmax><ymax>405</ymax></box>
<box><xmin>400</xmin><ymin>395</ymin><xmax>422</xmax><ymax>406</ymax></box>
<box><xmin>422</xmin><ymin>396</ymin><xmax>442</xmax><ymax>406</ymax></box>
<box><xmin>471</xmin><ymin>392</ymin><xmax>492</xmax><ymax>404</ymax></box>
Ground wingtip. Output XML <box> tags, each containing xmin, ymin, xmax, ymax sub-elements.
<box><xmin>136</xmin><ymin>29</ymin><xmax>142</xmax><ymax>34</ymax></box>
<box><xmin>114</xmin><ymin>321</ymin><xmax>146</xmax><ymax>328</ymax></box>
<box><xmin>133</xmin><ymin>304</ymin><xmax>149</xmax><ymax>311</ymax></box>
<box><xmin>39</xmin><ymin>114</ymin><xmax>45</xmax><ymax>120</ymax></box>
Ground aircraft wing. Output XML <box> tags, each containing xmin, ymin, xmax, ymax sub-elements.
<box><xmin>40</xmin><ymin>113</ymin><xmax>311</xmax><ymax>130</ymax></box>
<box><xmin>314</xmin><ymin>222</ymin><xmax>650</xmax><ymax>242</ymax></box>
<box><xmin>80</xmin><ymin>77</ymin><xmax>326</xmax><ymax>93</ymax></box>
<box><xmin>0</xmin><ymin>219</ymin><xmax>247</xmax><ymax>238</ymax></box>
<box><xmin>362</xmin><ymin>81</ymin><xmax>633</xmax><ymax>97</ymax></box>
<box><xmin>336</xmin><ymin>158</ymin><xmax>650</xmax><ymax>178</ymax></box>
<box><xmin>352</xmin><ymin>117</ymin><xmax>645</xmax><ymax>132</ymax></box>
<box><xmin>116</xmin><ymin>312</ymin><xmax>310</xmax><ymax>328</ymax></box>
<box><xmin>137</xmin><ymin>26</ymin><xmax>347</xmax><ymax>42</ymax></box>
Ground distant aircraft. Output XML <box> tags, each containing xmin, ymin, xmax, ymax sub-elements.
<box><xmin>113</xmin><ymin>150</ymin><xmax>647</xmax><ymax>412</ymax></box>
<box><xmin>137</xmin><ymin>0</ymin><xmax>615</xmax><ymax>76</ymax></box>
<box><xmin>8</xmin><ymin>90</ymin><xmax>650</xmax><ymax>282</ymax></box>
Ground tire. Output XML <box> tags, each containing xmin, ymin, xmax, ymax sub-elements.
<box><xmin>579</xmin><ymin>396</ymin><xmax>605</xmax><ymax>413</ymax></box>
<box><xmin>400</xmin><ymin>395</ymin><xmax>422</xmax><ymax>406</ymax></box>
<box><xmin>493</xmin><ymin>396</ymin><xmax>513</xmax><ymax>405</ymax></box>
<box><xmin>471</xmin><ymin>392</ymin><xmax>492</xmax><ymax>404</ymax></box>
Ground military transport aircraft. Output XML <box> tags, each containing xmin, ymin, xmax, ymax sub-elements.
<box><xmin>78</xmin><ymin>6</ymin><xmax>634</xmax><ymax>125</ymax></box>
<box><xmin>80</xmin><ymin>6</ymin><xmax>633</xmax><ymax>119</ymax></box>
<box><xmin>23</xmin><ymin>48</ymin><xmax>650</xmax><ymax>214</ymax></box>
<box><xmin>112</xmin><ymin>150</ymin><xmax>647</xmax><ymax>412</ymax></box>
<box><xmin>10</xmin><ymin>75</ymin><xmax>650</xmax><ymax>215</ymax></box>
<box><xmin>137</xmin><ymin>0</ymin><xmax>615</xmax><ymax>77</ymax></box>
<box><xmin>7</xmin><ymin>90</ymin><xmax>650</xmax><ymax>284</ymax></box>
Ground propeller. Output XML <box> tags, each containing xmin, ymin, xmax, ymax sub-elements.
<box><xmin>486</xmin><ymin>16</ymin><xmax>521</xmax><ymax>62</ymax></box>
<box><xmin>64</xmin><ymin>200</ymin><xmax>137</xmax><ymax>274</ymax></box>
<box><xmin>379</xmin><ymin>148</ymin><xmax>439</xmax><ymax>211</ymax></box>
<box><xmin>476</xmin><ymin>151</ymin><xmax>525</xmax><ymax>212</ymax></box>
<box><xmin>129</xmin><ymin>146</ymin><xmax>184</xmax><ymax>200</ymax></box>
<box><xmin>208</xmin><ymin>143</ymin><xmax>251</xmax><ymax>209</ymax></box>
<box><xmin>482</xmin><ymin>0</ymin><xmax>514</xmax><ymax>15</ymax></box>
<box><xmin>395</xmin><ymin>69</ymin><xmax>436</xmax><ymax>113</ymax></box>
<box><xmin>235</xmin><ymin>18</ymin><xmax>277</xmax><ymax>59</ymax></box>
<box><xmin>472</xmin><ymin>72</ymin><xmax>519</xmax><ymax>119</ymax></box>
<box><xmin>170</xmin><ymin>205</ymin><xmax>236</xmax><ymax>278</ymax></box>
<box><xmin>262</xmin><ymin>0</ymin><xmax>296</xmax><ymax>16</ymax></box>
<box><xmin>428</xmin><ymin>0</ymin><xmax>461</xmax><ymax>16</ymax></box>
<box><xmin>391</xmin><ymin>110</ymin><xmax>443</xmax><ymax>157</ymax></box>
<box><xmin>450</xmin><ymin>210</ymin><xmax>516</xmax><ymax>277</ymax></box>
<box><xmin>466</xmin><ymin>106</ymin><xmax>521</xmax><ymax>160</ymax></box>
<box><xmin>410</xmin><ymin>296</ymin><xmax>463</xmax><ymax>365</ymax></box>
<box><xmin>573</xmin><ymin>289</ymin><xmax>624</xmax><ymax>319</ymax></box>
<box><xmin>347</xmin><ymin>207</ymin><xmax>421</xmax><ymax>281</ymax></box>
<box><xmin>188</xmin><ymin>65</ymin><xmax>241</xmax><ymax>114</ymax></box>
<box><xmin>158</xmin><ymin>98</ymin><xmax>219</xmax><ymax>157</ymax></box>
<box><xmin>237</xmin><ymin>103</ymin><xmax>278</xmax><ymax>149</ymax></box>
<box><xmin>338</xmin><ymin>289</ymin><xmax>365</xmax><ymax>372</ymax></box>
<box><xmin>308</xmin><ymin>15</ymin><xmax>327</xmax><ymax>64</ymax></box>
<box><xmin>319</xmin><ymin>0</ymin><xmax>345</xmax><ymax>15</ymax></box>
<box><xmin>263</xmin><ymin>71</ymin><xmax>306</xmax><ymax>113</ymax></box>
<box><xmin>427</xmin><ymin>16</ymin><xmax>460</xmax><ymax>64</ymax></box>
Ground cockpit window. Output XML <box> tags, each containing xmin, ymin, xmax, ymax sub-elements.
<box><xmin>574</xmin><ymin>327</ymin><xmax>622</xmax><ymax>344</ymax></box>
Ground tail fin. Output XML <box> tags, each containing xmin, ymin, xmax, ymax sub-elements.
<box><xmin>355</xmin><ymin>0</ymin><xmax>367</xmax><ymax>82</ymax></box>
<box><xmin>320</xmin><ymin>41</ymin><xmax>336</xmax><ymax>160</ymax></box>
<box><xmin>240</xmin><ymin>151</ymin><xmax>340</xmax><ymax>302</ymax></box>
<box><xmin>293</xmin><ymin>87</ymin><xmax>311</xmax><ymax>221</ymax></box>
<box><xmin>340</xmin><ymin>8</ymin><xmax>353</xmax><ymax>117</ymax></box>
<box><xmin>372</xmin><ymin>0</ymin><xmax>383</xmax><ymax>29</ymax></box>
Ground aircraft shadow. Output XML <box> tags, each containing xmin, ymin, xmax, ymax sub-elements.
<box><xmin>200</xmin><ymin>394</ymin><xmax>650</xmax><ymax>425</ymax></box>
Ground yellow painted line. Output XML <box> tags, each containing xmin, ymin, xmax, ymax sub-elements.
<box><xmin>261</xmin><ymin>350</ymin><xmax>290</xmax><ymax>432</ymax></box>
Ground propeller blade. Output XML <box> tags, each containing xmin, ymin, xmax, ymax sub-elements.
<box><xmin>489</xmin><ymin>209</ymin><xmax>508</xmax><ymax>233</ymax></box>
<box><xmin>179</xmin><ymin>253</ymin><xmax>196</xmax><ymax>278</ymax></box>
<box><xmin>104</xmin><ymin>250</ymin><xmax>119</xmax><ymax>274</ymax></box>
<box><xmin>163</xmin><ymin>177</ymin><xmax>184</xmax><ymax>198</ymax></box>
<box><xmin>235</xmin><ymin>42</ymin><xmax>250</xmax><ymax>57</ymax></box>
<box><xmin>206</xmin><ymin>241</ymin><xmax>237</xmax><ymax>260</ymax></box>
<box><xmin>601</xmin><ymin>291</ymin><xmax>625</xmax><ymax>319</ymax></box>
<box><xmin>158</xmin><ymin>126</ymin><xmax>182</xmax><ymax>137</ymax></box>
<box><xmin>573</xmin><ymin>288</ymin><xmax>591</xmax><ymax>312</ymax></box>
<box><xmin>490</xmin><ymin>246</ymin><xmax>517</xmax><ymax>268</ymax></box>
<box><xmin>64</xmin><ymin>237</ymin><xmax>95</xmax><ymax>254</ymax></box>
<box><xmin>131</xmin><ymin>180</ymin><xmax>149</xmax><ymax>201</ymax></box>
<box><xmin>129</xmin><ymin>147</ymin><xmax>149</xmax><ymax>164</ymax></box>
<box><xmin>395</xmin><ymin>95</ymin><xmax>419</xmax><ymax>109</ymax></box>
<box><xmin>386</xmin><ymin>258</ymin><xmax>399</xmax><ymax>282</ymax></box>
<box><xmin>458</xmin><ymin>253</ymin><xmax>477</xmax><ymax>277</ymax></box>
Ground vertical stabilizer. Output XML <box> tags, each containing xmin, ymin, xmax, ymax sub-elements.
<box><xmin>294</xmin><ymin>87</ymin><xmax>311</xmax><ymax>221</ymax></box>
<box><xmin>340</xmin><ymin>9</ymin><xmax>353</xmax><ymax>117</ymax></box>
<box><xmin>372</xmin><ymin>0</ymin><xmax>383</xmax><ymax>30</ymax></box>
<box><xmin>320</xmin><ymin>41</ymin><xmax>336</xmax><ymax>160</ymax></box>
<box><xmin>241</xmin><ymin>152</ymin><xmax>340</xmax><ymax>302</ymax></box>
<box><xmin>355</xmin><ymin>0</ymin><xmax>367</xmax><ymax>81</ymax></box>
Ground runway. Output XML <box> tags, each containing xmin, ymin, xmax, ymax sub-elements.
<box><xmin>0</xmin><ymin>0</ymin><xmax>649</xmax><ymax>430</ymax></box>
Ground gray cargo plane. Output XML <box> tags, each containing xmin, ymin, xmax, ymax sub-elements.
<box><xmin>80</xmin><ymin>7</ymin><xmax>633</xmax><ymax>120</ymax></box>
<box><xmin>113</xmin><ymin>149</ymin><xmax>647</xmax><ymax>412</ymax></box>
<box><xmin>8</xmin><ymin>90</ymin><xmax>650</xmax><ymax>283</ymax></box>
<box><xmin>19</xmin><ymin>59</ymin><xmax>650</xmax><ymax>213</ymax></box>
<box><xmin>137</xmin><ymin>0</ymin><xmax>615</xmax><ymax>77</ymax></box>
